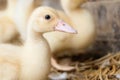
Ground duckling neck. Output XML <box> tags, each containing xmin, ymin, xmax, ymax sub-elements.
<box><xmin>25</xmin><ymin>29</ymin><xmax>51</xmax><ymax>65</ymax></box>
<box><xmin>21</xmin><ymin>29</ymin><xmax>51</xmax><ymax>79</ymax></box>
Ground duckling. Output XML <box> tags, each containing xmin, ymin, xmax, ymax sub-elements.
<box><xmin>13</xmin><ymin>0</ymin><xmax>43</xmax><ymax>41</ymax></box>
<box><xmin>0</xmin><ymin>0</ymin><xmax>42</xmax><ymax>43</ymax></box>
<box><xmin>44</xmin><ymin>0</ymin><xmax>96</xmax><ymax>71</ymax></box>
<box><xmin>0</xmin><ymin>0</ymin><xmax>18</xmax><ymax>43</ymax></box>
<box><xmin>0</xmin><ymin>6</ymin><xmax>76</xmax><ymax>80</ymax></box>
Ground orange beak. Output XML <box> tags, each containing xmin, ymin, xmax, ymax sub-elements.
<box><xmin>54</xmin><ymin>20</ymin><xmax>77</xmax><ymax>34</ymax></box>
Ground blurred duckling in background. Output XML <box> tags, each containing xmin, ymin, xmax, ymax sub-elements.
<box><xmin>0</xmin><ymin>6</ymin><xmax>77</xmax><ymax>80</ymax></box>
<box><xmin>60</xmin><ymin>0</ymin><xmax>96</xmax><ymax>53</ymax></box>
<box><xmin>13</xmin><ymin>0</ymin><xmax>42</xmax><ymax>42</ymax></box>
<box><xmin>44</xmin><ymin>0</ymin><xmax>96</xmax><ymax>71</ymax></box>
<box><xmin>0</xmin><ymin>0</ymin><xmax>18</xmax><ymax>43</ymax></box>
<box><xmin>0</xmin><ymin>0</ymin><xmax>42</xmax><ymax>44</ymax></box>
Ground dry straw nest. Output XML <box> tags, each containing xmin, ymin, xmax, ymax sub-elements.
<box><xmin>50</xmin><ymin>52</ymin><xmax>120</xmax><ymax>80</ymax></box>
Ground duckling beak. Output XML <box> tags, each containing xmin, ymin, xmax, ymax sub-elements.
<box><xmin>54</xmin><ymin>20</ymin><xmax>77</xmax><ymax>34</ymax></box>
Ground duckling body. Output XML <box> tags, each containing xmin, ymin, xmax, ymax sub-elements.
<box><xmin>0</xmin><ymin>7</ymin><xmax>76</xmax><ymax>80</ymax></box>
<box><xmin>63</xmin><ymin>0</ymin><xmax>95</xmax><ymax>50</ymax></box>
<box><xmin>0</xmin><ymin>44</ymin><xmax>20</xmax><ymax>80</ymax></box>
<box><xmin>66</xmin><ymin>9</ymin><xmax>95</xmax><ymax>51</ymax></box>
<box><xmin>0</xmin><ymin>35</ymin><xmax>50</xmax><ymax>80</ymax></box>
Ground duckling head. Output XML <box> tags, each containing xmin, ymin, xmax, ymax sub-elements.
<box><xmin>61</xmin><ymin>0</ymin><xmax>87</xmax><ymax>11</ymax></box>
<box><xmin>28</xmin><ymin>6</ymin><xmax>77</xmax><ymax>34</ymax></box>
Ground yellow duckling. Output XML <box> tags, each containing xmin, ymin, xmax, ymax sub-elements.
<box><xmin>0</xmin><ymin>0</ymin><xmax>43</xmax><ymax>43</ymax></box>
<box><xmin>0</xmin><ymin>0</ymin><xmax>18</xmax><ymax>43</ymax></box>
<box><xmin>44</xmin><ymin>0</ymin><xmax>96</xmax><ymax>71</ymax></box>
<box><xmin>13</xmin><ymin>0</ymin><xmax>43</xmax><ymax>41</ymax></box>
<box><xmin>0</xmin><ymin>6</ymin><xmax>76</xmax><ymax>80</ymax></box>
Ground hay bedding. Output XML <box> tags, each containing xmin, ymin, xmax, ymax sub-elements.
<box><xmin>49</xmin><ymin>52</ymin><xmax>120</xmax><ymax>80</ymax></box>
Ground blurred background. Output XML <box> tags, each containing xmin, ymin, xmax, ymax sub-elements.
<box><xmin>0</xmin><ymin>0</ymin><xmax>120</xmax><ymax>56</ymax></box>
<box><xmin>39</xmin><ymin>0</ymin><xmax>120</xmax><ymax>56</ymax></box>
<box><xmin>45</xmin><ymin>0</ymin><xmax>120</xmax><ymax>56</ymax></box>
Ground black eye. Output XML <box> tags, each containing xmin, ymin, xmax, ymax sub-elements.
<box><xmin>45</xmin><ymin>15</ymin><xmax>51</xmax><ymax>20</ymax></box>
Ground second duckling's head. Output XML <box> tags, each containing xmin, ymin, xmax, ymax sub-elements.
<box><xmin>61</xmin><ymin>0</ymin><xmax>87</xmax><ymax>11</ymax></box>
<box><xmin>28</xmin><ymin>6</ymin><xmax>77</xmax><ymax>34</ymax></box>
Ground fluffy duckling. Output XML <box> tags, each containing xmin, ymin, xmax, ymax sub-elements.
<box><xmin>0</xmin><ymin>0</ymin><xmax>42</xmax><ymax>43</ymax></box>
<box><xmin>44</xmin><ymin>0</ymin><xmax>96</xmax><ymax>71</ymax></box>
<box><xmin>0</xmin><ymin>6</ymin><xmax>76</xmax><ymax>80</ymax></box>
<box><xmin>13</xmin><ymin>0</ymin><xmax>43</xmax><ymax>41</ymax></box>
<box><xmin>0</xmin><ymin>0</ymin><xmax>18</xmax><ymax>43</ymax></box>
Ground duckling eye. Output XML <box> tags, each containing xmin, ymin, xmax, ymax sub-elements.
<box><xmin>45</xmin><ymin>15</ymin><xmax>51</xmax><ymax>20</ymax></box>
